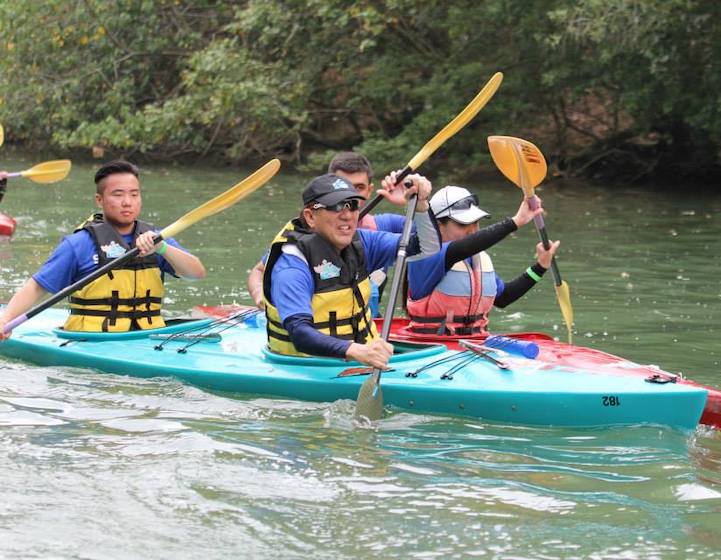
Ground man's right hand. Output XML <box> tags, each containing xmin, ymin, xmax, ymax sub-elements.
<box><xmin>346</xmin><ymin>338</ymin><xmax>394</xmax><ymax>369</ymax></box>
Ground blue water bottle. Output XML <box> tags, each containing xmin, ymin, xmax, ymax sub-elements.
<box><xmin>484</xmin><ymin>335</ymin><xmax>539</xmax><ymax>359</ymax></box>
<box><xmin>245</xmin><ymin>311</ymin><xmax>267</xmax><ymax>329</ymax></box>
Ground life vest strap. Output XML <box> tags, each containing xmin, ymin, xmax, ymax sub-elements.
<box><xmin>267</xmin><ymin>309</ymin><xmax>370</xmax><ymax>332</ymax></box>
<box><xmin>69</xmin><ymin>308</ymin><xmax>161</xmax><ymax>319</ymax></box>
<box><xmin>312</xmin><ymin>311</ymin><xmax>368</xmax><ymax>330</ymax></box>
<box><xmin>409</xmin><ymin>325</ymin><xmax>484</xmax><ymax>336</ymax></box>
<box><xmin>408</xmin><ymin>313</ymin><xmax>485</xmax><ymax>324</ymax></box>
<box><xmin>69</xmin><ymin>295</ymin><xmax>163</xmax><ymax>306</ymax></box>
<box><xmin>267</xmin><ymin>328</ymin><xmax>360</xmax><ymax>344</ymax></box>
<box><xmin>267</xmin><ymin>329</ymin><xmax>293</xmax><ymax>343</ymax></box>
<box><xmin>266</xmin><ymin>313</ymin><xmax>373</xmax><ymax>344</ymax></box>
<box><xmin>328</xmin><ymin>311</ymin><xmax>338</xmax><ymax>338</ymax></box>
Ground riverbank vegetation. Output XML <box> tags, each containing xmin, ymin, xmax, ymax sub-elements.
<box><xmin>1</xmin><ymin>0</ymin><xmax>719</xmax><ymax>184</ymax></box>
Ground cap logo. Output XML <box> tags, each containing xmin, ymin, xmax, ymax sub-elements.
<box><xmin>332</xmin><ymin>178</ymin><xmax>348</xmax><ymax>190</ymax></box>
<box><xmin>313</xmin><ymin>259</ymin><xmax>341</xmax><ymax>280</ymax></box>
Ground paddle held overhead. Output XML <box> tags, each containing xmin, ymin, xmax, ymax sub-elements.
<box><xmin>487</xmin><ymin>136</ymin><xmax>573</xmax><ymax>342</ymax></box>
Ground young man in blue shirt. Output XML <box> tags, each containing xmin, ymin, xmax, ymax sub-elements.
<box><xmin>0</xmin><ymin>161</ymin><xmax>206</xmax><ymax>338</ymax></box>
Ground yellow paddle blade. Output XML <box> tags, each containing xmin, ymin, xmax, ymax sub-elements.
<box><xmin>161</xmin><ymin>158</ymin><xmax>281</xmax><ymax>239</ymax></box>
<box><xmin>355</xmin><ymin>374</ymin><xmax>384</xmax><ymax>421</ymax></box>
<box><xmin>20</xmin><ymin>160</ymin><xmax>72</xmax><ymax>184</ymax></box>
<box><xmin>0</xmin><ymin>124</ymin><xmax>4</xmax><ymax>147</ymax></box>
<box><xmin>407</xmin><ymin>72</ymin><xmax>503</xmax><ymax>171</ymax></box>
<box><xmin>487</xmin><ymin>136</ymin><xmax>547</xmax><ymax>195</ymax></box>
<box><xmin>555</xmin><ymin>280</ymin><xmax>574</xmax><ymax>343</ymax></box>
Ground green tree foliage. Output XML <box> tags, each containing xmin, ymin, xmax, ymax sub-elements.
<box><xmin>1</xmin><ymin>0</ymin><xmax>719</xmax><ymax>182</ymax></box>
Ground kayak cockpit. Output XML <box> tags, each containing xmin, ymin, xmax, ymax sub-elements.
<box><xmin>52</xmin><ymin>317</ymin><xmax>215</xmax><ymax>341</ymax></box>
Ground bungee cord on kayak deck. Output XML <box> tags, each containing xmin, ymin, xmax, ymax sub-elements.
<box><xmin>439</xmin><ymin>353</ymin><xmax>484</xmax><ymax>381</ymax></box>
<box><xmin>404</xmin><ymin>349</ymin><xmax>486</xmax><ymax>381</ymax></box>
<box><xmin>153</xmin><ymin>308</ymin><xmax>261</xmax><ymax>353</ymax></box>
<box><xmin>406</xmin><ymin>350</ymin><xmax>475</xmax><ymax>378</ymax></box>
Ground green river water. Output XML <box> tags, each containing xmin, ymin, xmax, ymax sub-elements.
<box><xmin>1</xmin><ymin>153</ymin><xmax>720</xmax><ymax>559</ymax></box>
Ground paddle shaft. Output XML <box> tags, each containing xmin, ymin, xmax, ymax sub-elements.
<box><xmin>6</xmin><ymin>171</ymin><xmax>60</xmax><ymax>179</ymax></box>
<box><xmin>358</xmin><ymin>165</ymin><xmax>412</xmax><ymax>220</ymax></box>
<box><xmin>4</xmin><ymin>234</ymin><xmax>162</xmax><ymax>333</ymax></box>
<box><xmin>527</xmin><ymin>195</ymin><xmax>563</xmax><ymax>287</ymax></box>
<box><xmin>371</xmin><ymin>193</ymin><xmax>418</xmax><ymax>384</ymax></box>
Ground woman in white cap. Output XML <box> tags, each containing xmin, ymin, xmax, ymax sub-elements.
<box><xmin>405</xmin><ymin>186</ymin><xmax>559</xmax><ymax>336</ymax></box>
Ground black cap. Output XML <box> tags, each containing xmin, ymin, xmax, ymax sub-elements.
<box><xmin>302</xmin><ymin>174</ymin><xmax>365</xmax><ymax>206</ymax></box>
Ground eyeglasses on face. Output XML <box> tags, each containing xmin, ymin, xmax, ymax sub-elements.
<box><xmin>435</xmin><ymin>193</ymin><xmax>480</xmax><ymax>216</ymax></box>
<box><xmin>312</xmin><ymin>199</ymin><xmax>362</xmax><ymax>212</ymax></box>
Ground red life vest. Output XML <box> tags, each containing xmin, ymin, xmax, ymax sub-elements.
<box><xmin>406</xmin><ymin>252</ymin><xmax>496</xmax><ymax>337</ymax></box>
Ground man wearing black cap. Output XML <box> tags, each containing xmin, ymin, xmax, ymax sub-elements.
<box><xmin>262</xmin><ymin>171</ymin><xmax>439</xmax><ymax>368</ymax></box>
<box><xmin>0</xmin><ymin>160</ymin><xmax>206</xmax><ymax>339</ymax></box>
<box><xmin>246</xmin><ymin>151</ymin><xmax>410</xmax><ymax>312</ymax></box>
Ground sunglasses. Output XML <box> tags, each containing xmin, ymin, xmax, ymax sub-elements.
<box><xmin>312</xmin><ymin>199</ymin><xmax>362</xmax><ymax>212</ymax></box>
<box><xmin>434</xmin><ymin>193</ymin><xmax>480</xmax><ymax>216</ymax></box>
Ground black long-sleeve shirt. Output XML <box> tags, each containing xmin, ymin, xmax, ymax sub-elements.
<box><xmin>443</xmin><ymin>217</ymin><xmax>547</xmax><ymax>307</ymax></box>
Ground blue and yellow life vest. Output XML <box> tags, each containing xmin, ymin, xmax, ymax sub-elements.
<box><xmin>64</xmin><ymin>214</ymin><xmax>165</xmax><ymax>332</ymax></box>
<box><xmin>262</xmin><ymin>219</ymin><xmax>378</xmax><ymax>356</ymax></box>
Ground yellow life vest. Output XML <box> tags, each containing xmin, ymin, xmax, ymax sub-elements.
<box><xmin>262</xmin><ymin>219</ymin><xmax>378</xmax><ymax>357</ymax></box>
<box><xmin>64</xmin><ymin>215</ymin><xmax>166</xmax><ymax>332</ymax></box>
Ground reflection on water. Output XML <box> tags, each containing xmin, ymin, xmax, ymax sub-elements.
<box><xmin>1</xmin><ymin>156</ymin><xmax>721</xmax><ymax>557</ymax></box>
<box><xmin>1</xmin><ymin>362</ymin><xmax>720</xmax><ymax>558</ymax></box>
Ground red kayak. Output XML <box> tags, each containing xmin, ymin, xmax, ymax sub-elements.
<box><xmin>192</xmin><ymin>305</ymin><xmax>721</xmax><ymax>430</ymax></box>
<box><xmin>0</xmin><ymin>212</ymin><xmax>16</xmax><ymax>237</ymax></box>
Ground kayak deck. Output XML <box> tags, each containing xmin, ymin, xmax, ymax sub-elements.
<box><xmin>194</xmin><ymin>305</ymin><xmax>721</xmax><ymax>430</ymax></box>
<box><xmin>0</xmin><ymin>309</ymin><xmax>707</xmax><ymax>430</ymax></box>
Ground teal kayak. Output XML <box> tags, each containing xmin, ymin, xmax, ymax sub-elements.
<box><xmin>0</xmin><ymin>308</ymin><xmax>707</xmax><ymax>430</ymax></box>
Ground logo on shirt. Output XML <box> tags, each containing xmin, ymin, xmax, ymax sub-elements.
<box><xmin>101</xmin><ymin>241</ymin><xmax>126</xmax><ymax>259</ymax></box>
<box><xmin>313</xmin><ymin>259</ymin><xmax>341</xmax><ymax>280</ymax></box>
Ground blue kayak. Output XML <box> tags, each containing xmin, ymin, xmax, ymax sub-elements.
<box><xmin>0</xmin><ymin>308</ymin><xmax>707</xmax><ymax>430</ymax></box>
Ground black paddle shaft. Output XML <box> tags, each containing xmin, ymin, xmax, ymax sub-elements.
<box><xmin>527</xmin><ymin>195</ymin><xmax>563</xmax><ymax>287</ymax></box>
<box><xmin>358</xmin><ymin>165</ymin><xmax>413</xmax><ymax>220</ymax></box>
<box><xmin>534</xmin><ymin>224</ymin><xmax>563</xmax><ymax>287</ymax></box>
<box><xmin>24</xmin><ymin>234</ymin><xmax>164</xmax><ymax>321</ymax></box>
<box><xmin>374</xmin><ymin>193</ymin><xmax>418</xmax><ymax>384</ymax></box>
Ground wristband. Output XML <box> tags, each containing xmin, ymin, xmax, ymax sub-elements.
<box><xmin>526</xmin><ymin>266</ymin><xmax>542</xmax><ymax>283</ymax></box>
<box><xmin>156</xmin><ymin>241</ymin><xmax>169</xmax><ymax>256</ymax></box>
